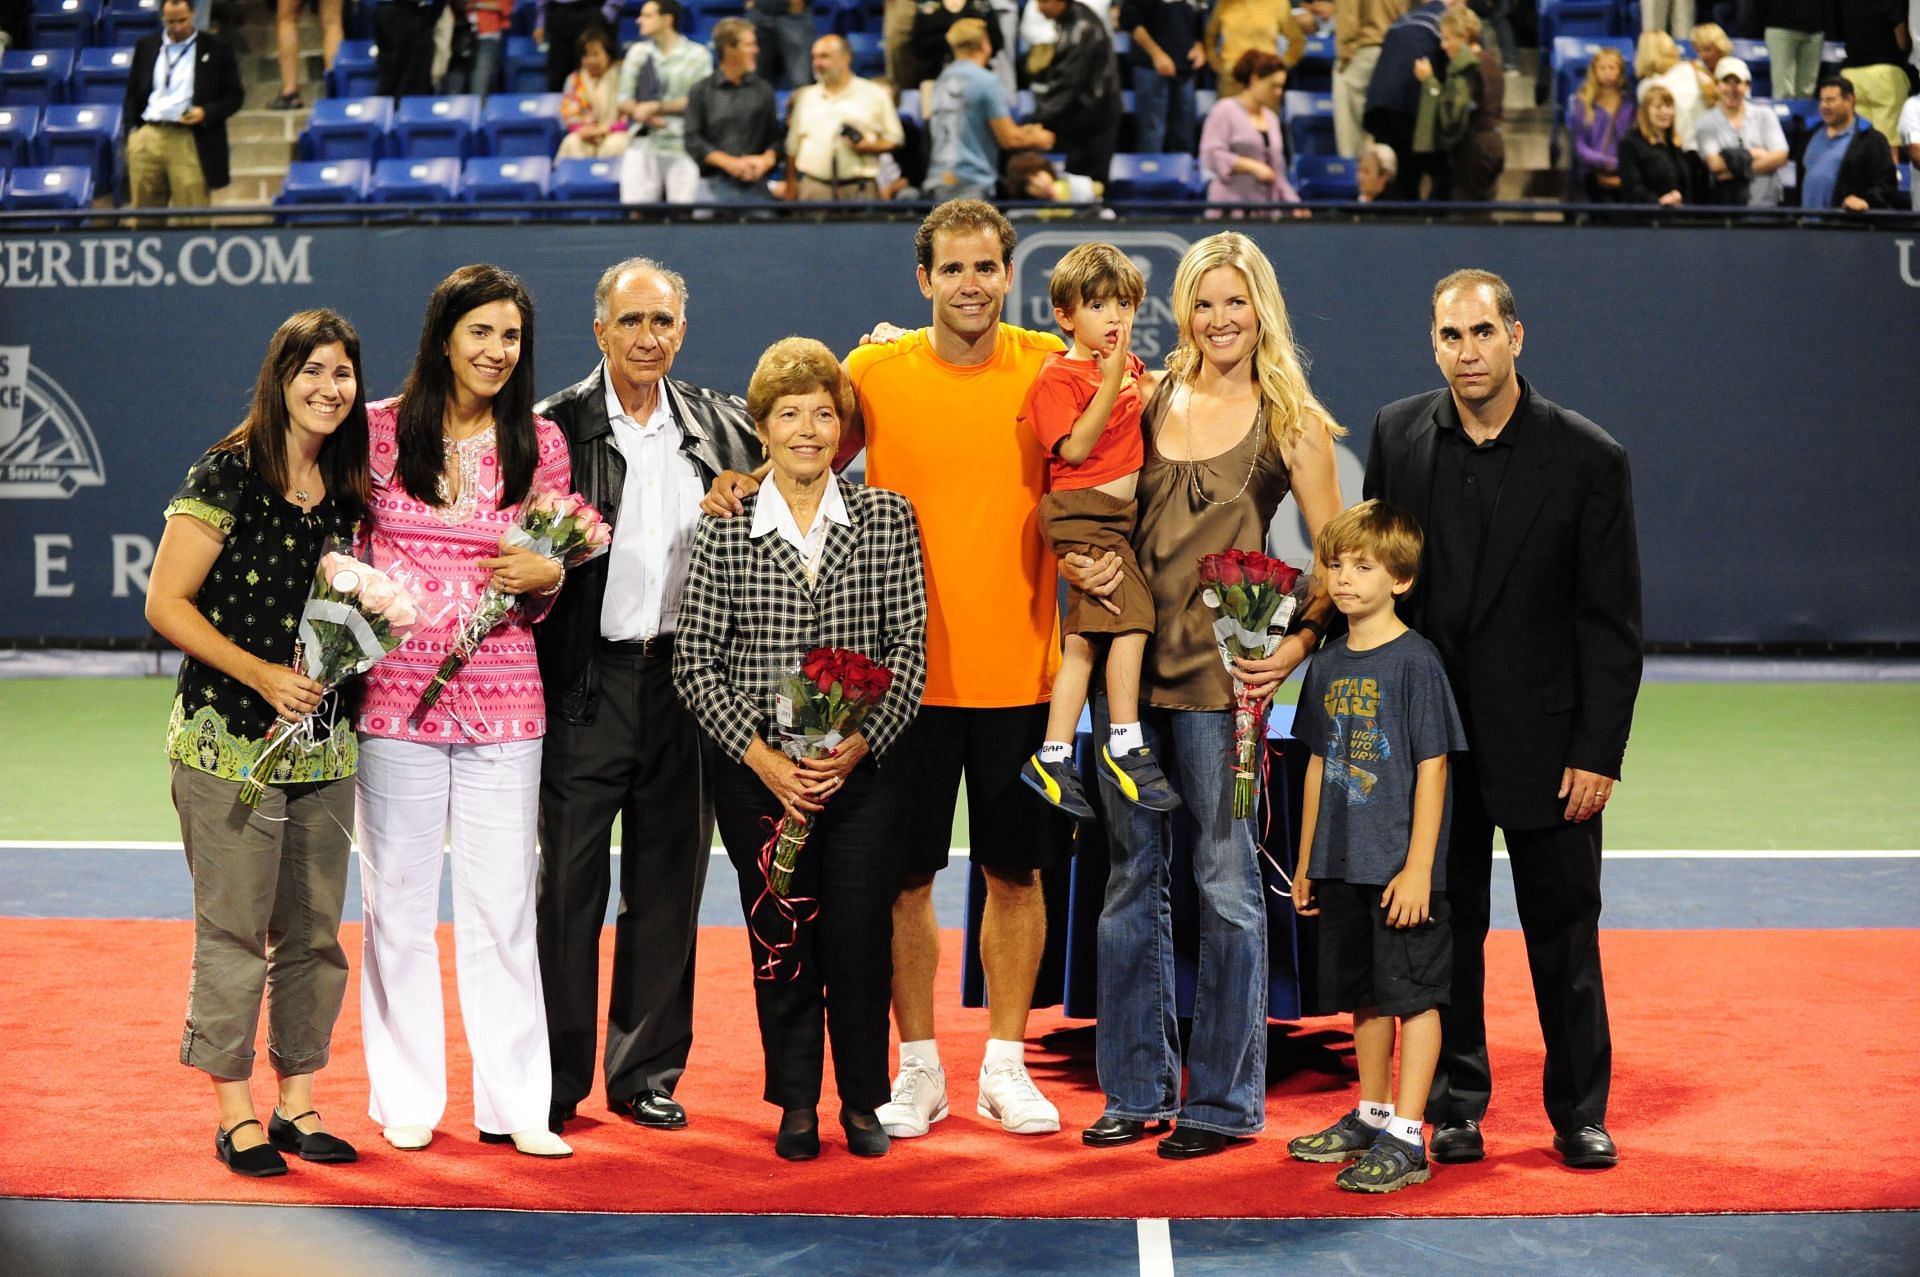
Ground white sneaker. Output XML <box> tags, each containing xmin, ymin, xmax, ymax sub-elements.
<box><xmin>505</xmin><ymin>1128</ymin><xmax>573</xmax><ymax>1159</ymax></box>
<box><xmin>876</xmin><ymin>1055</ymin><xmax>948</xmax><ymax>1138</ymax></box>
<box><xmin>976</xmin><ymin>1059</ymin><xmax>1061</xmax><ymax>1135</ymax></box>
<box><xmin>382</xmin><ymin>1124</ymin><xmax>433</xmax><ymax>1151</ymax></box>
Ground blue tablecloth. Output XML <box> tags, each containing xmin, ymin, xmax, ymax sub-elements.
<box><xmin>960</xmin><ymin>703</ymin><xmax>1322</xmax><ymax>1021</ymax></box>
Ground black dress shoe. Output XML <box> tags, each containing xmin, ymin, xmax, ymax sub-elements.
<box><xmin>1553</xmin><ymin>1124</ymin><xmax>1618</xmax><ymax>1169</ymax></box>
<box><xmin>610</xmin><ymin>1090</ymin><xmax>687</xmax><ymax>1129</ymax></box>
<box><xmin>1155</xmin><ymin>1126</ymin><xmax>1250</xmax><ymax>1160</ymax></box>
<box><xmin>1429</xmin><ymin>1119</ymin><xmax>1485</xmax><ymax>1164</ymax></box>
<box><xmin>216</xmin><ymin>1119</ymin><xmax>289</xmax><ymax>1178</ymax></box>
<box><xmin>548</xmin><ymin>1103</ymin><xmax>576</xmax><ymax>1135</ymax></box>
<box><xmin>776</xmin><ymin>1109</ymin><xmax>819</xmax><ymax>1162</ymax></box>
<box><xmin>1082</xmin><ymin>1115</ymin><xmax>1172</xmax><ymax>1148</ymax></box>
<box><xmin>840</xmin><ymin>1107</ymin><xmax>890</xmax><ymax>1158</ymax></box>
<box><xmin>268</xmin><ymin>1109</ymin><xmax>358</xmax><ymax>1164</ymax></box>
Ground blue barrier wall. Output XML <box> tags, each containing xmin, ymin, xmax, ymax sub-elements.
<box><xmin>3</xmin><ymin>222</ymin><xmax>1917</xmax><ymax>642</ymax></box>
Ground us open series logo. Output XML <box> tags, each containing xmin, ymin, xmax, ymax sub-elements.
<box><xmin>0</xmin><ymin>346</ymin><xmax>105</xmax><ymax>499</ymax></box>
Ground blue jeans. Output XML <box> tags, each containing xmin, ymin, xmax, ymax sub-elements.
<box><xmin>1130</xmin><ymin>67</ymin><xmax>1197</xmax><ymax>156</ymax></box>
<box><xmin>1093</xmin><ymin>703</ymin><xmax>1268</xmax><ymax>1135</ymax></box>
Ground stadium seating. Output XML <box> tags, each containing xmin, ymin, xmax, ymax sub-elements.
<box><xmin>1283</xmin><ymin>90</ymin><xmax>1336</xmax><ymax>158</ymax></box>
<box><xmin>394</xmin><ymin>94</ymin><xmax>482</xmax><ymax>159</ymax></box>
<box><xmin>1293</xmin><ymin>153</ymin><xmax>1358</xmax><ymax>201</ymax></box>
<box><xmin>1</xmin><ymin>49</ymin><xmax>76</xmax><ymax>107</ymax></box>
<box><xmin>29</xmin><ymin>0</ymin><xmax>102</xmax><ymax>49</ymax></box>
<box><xmin>1291</xmin><ymin>30</ymin><xmax>1334</xmax><ymax>93</ymax></box>
<box><xmin>1107</xmin><ymin>152</ymin><xmax>1198</xmax><ymax>200</ymax></box>
<box><xmin>460</xmin><ymin>154</ymin><xmax>551</xmax><ymax>215</ymax></box>
<box><xmin>71</xmin><ymin>46</ymin><xmax>136</xmax><ymax>107</ymax></box>
<box><xmin>38</xmin><ymin>102</ymin><xmax>119</xmax><ymax>190</ymax></box>
<box><xmin>481</xmin><ymin>93</ymin><xmax>564</xmax><ymax>158</ymax></box>
<box><xmin>550</xmin><ymin>155</ymin><xmax>620</xmax><ymax>215</ymax></box>
<box><xmin>100</xmin><ymin>0</ymin><xmax>161</xmax><ymax>44</ymax></box>
<box><xmin>274</xmin><ymin>158</ymin><xmax>371</xmax><ymax>208</ymax></box>
<box><xmin>1729</xmin><ymin>38</ymin><xmax>1772</xmax><ymax>96</ymax></box>
<box><xmin>503</xmin><ymin>36</ymin><xmax>547</xmax><ymax>95</ymax></box>
<box><xmin>845</xmin><ymin>31</ymin><xmax>884</xmax><ymax>80</ymax></box>
<box><xmin>301</xmin><ymin>96</ymin><xmax>395</xmax><ymax>162</ymax></box>
<box><xmin>327</xmin><ymin>41</ymin><xmax>380</xmax><ymax>99</ymax></box>
<box><xmin>370</xmin><ymin>155</ymin><xmax>460</xmax><ymax>203</ymax></box>
<box><xmin>0</xmin><ymin>104</ymin><xmax>38</xmax><ymax>167</ymax></box>
<box><xmin>3</xmin><ymin>163</ymin><xmax>93</xmax><ymax>210</ymax></box>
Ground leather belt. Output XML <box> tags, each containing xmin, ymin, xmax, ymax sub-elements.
<box><xmin>599</xmin><ymin>635</ymin><xmax>674</xmax><ymax>659</ymax></box>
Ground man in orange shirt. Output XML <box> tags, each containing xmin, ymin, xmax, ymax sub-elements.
<box><xmin>705</xmin><ymin>200</ymin><xmax>1073</xmax><ymax>1140</ymax></box>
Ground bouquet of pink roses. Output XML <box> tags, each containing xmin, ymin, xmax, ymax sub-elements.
<box><xmin>238</xmin><ymin>548</ymin><xmax>419</xmax><ymax>807</ymax></box>
<box><xmin>410</xmin><ymin>490</ymin><xmax>612</xmax><ymax>723</ymax></box>
<box><xmin>1196</xmin><ymin>549</ymin><xmax>1308</xmax><ymax>820</ymax></box>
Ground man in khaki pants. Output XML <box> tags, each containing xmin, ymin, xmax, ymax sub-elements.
<box><xmin>1322</xmin><ymin>0</ymin><xmax>1409</xmax><ymax>158</ymax></box>
<box><xmin>122</xmin><ymin>0</ymin><xmax>244</xmax><ymax>207</ymax></box>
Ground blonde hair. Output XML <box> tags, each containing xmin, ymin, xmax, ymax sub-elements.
<box><xmin>1689</xmin><ymin>22</ymin><xmax>1731</xmax><ymax>60</ymax></box>
<box><xmin>1635</xmin><ymin>83</ymin><xmax>1678</xmax><ymax>143</ymax></box>
<box><xmin>1440</xmin><ymin>6</ymin><xmax>1481</xmax><ymax>43</ymax></box>
<box><xmin>1314</xmin><ymin>500</ymin><xmax>1423</xmax><ymax>584</ymax></box>
<box><xmin>1575</xmin><ymin>47</ymin><xmax>1627</xmax><ymax>115</ymax></box>
<box><xmin>946</xmin><ymin>17</ymin><xmax>989</xmax><ymax>55</ymax></box>
<box><xmin>1048</xmin><ymin>242</ymin><xmax>1146</xmax><ymax>313</ymax></box>
<box><xmin>1164</xmin><ymin>232</ymin><xmax>1344</xmax><ymax>452</ymax></box>
<box><xmin>1635</xmin><ymin>31</ymin><xmax>1679</xmax><ymax>79</ymax></box>
<box><xmin>746</xmin><ymin>337</ymin><xmax>854</xmax><ymax>428</ymax></box>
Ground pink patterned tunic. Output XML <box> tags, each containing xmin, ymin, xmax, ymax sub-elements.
<box><xmin>358</xmin><ymin>399</ymin><xmax>572</xmax><ymax>744</ymax></box>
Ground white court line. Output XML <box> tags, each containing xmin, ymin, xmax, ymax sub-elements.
<box><xmin>1136</xmin><ymin>1218</ymin><xmax>1174</xmax><ymax>1277</ymax></box>
<box><xmin>4</xmin><ymin>841</ymin><xmax>1918</xmax><ymax>860</ymax></box>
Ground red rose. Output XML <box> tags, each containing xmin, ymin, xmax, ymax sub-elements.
<box><xmin>1217</xmin><ymin>554</ymin><xmax>1244</xmax><ymax>586</ymax></box>
<box><xmin>1267</xmin><ymin>557</ymin><xmax>1302</xmax><ymax>594</ymax></box>
<box><xmin>1242</xmin><ymin>556</ymin><xmax>1272</xmax><ymax>587</ymax></box>
<box><xmin>1197</xmin><ymin>554</ymin><xmax>1221</xmax><ymax>585</ymax></box>
<box><xmin>802</xmin><ymin>648</ymin><xmax>834</xmax><ymax>683</ymax></box>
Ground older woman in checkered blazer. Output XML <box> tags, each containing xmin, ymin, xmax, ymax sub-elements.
<box><xmin>673</xmin><ymin>337</ymin><xmax>929</xmax><ymax>1163</ymax></box>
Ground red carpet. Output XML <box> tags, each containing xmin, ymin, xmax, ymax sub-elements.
<box><xmin>1</xmin><ymin>919</ymin><xmax>1914</xmax><ymax>1218</ymax></box>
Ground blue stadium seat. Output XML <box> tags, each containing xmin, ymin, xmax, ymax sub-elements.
<box><xmin>0</xmin><ymin>104</ymin><xmax>39</xmax><ymax>167</ymax></box>
<box><xmin>898</xmin><ymin>87</ymin><xmax>920</xmax><ymax>121</ymax></box>
<box><xmin>1</xmin><ymin>49</ymin><xmax>76</xmax><ymax>107</ymax></box>
<box><xmin>1292</xmin><ymin>153</ymin><xmax>1357</xmax><ymax>200</ymax></box>
<box><xmin>503</xmin><ymin>36</ymin><xmax>547</xmax><ymax>95</ymax></box>
<box><xmin>617</xmin><ymin>15</ymin><xmax>641</xmax><ymax>46</ymax></box>
<box><xmin>370</xmin><ymin>155</ymin><xmax>461</xmax><ymax>202</ymax></box>
<box><xmin>28</xmin><ymin>0</ymin><xmax>102</xmax><ymax>50</ymax></box>
<box><xmin>1728</xmin><ymin>38</ymin><xmax>1771</xmax><ymax>96</ymax></box>
<box><xmin>1283</xmin><ymin>89</ymin><xmax>1336</xmax><ymax>157</ymax></box>
<box><xmin>1292</xmin><ymin>30</ymin><xmax>1334</xmax><ymax>92</ymax></box>
<box><xmin>1107</xmin><ymin>152</ymin><xmax>1197</xmax><ymax>200</ymax></box>
<box><xmin>393</xmin><ymin>94</ymin><xmax>482</xmax><ymax>158</ymax></box>
<box><xmin>4</xmin><ymin>163</ymin><xmax>93</xmax><ymax>210</ymax></box>
<box><xmin>481</xmin><ymin>92</ymin><xmax>562</xmax><ymax>157</ymax></box>
<box><xmin>37</xmin><ymin>102</ymin><xmax>119</xmax><ymax>189</ymax></box>
<box><xmin>1537</xmin><ymin>0</ymin><xmax>1618</xmax><ymax>47</ymax></box>
<box><xmin>302</xmin><ymin>96</ymin><xmax>394</xmax><ymax>161</ymax></box>
<box><xmin>100</xmin><ymin>0</ymin><xmax>161</xmax><ymax>44</ymax></box>
<box><xmin>71</xmin><ymin>47</ymin><xmax>136</xmax><ymax>107</ymax></box>
<box><xmin>460</xmin><ymin>153</ymin><xmax>550</xmax><ymax>213</ymax></box>
<box><xmin>685</xmin><ymin>0</ymin><xmax>749</xmax><ymax>21</ymax></box>
<box><xmin>550</xmin><ymin>155</ymin><xmax>619</xmax><ymax>213</ymax></box>
<box><xmin>327</xmin><ymin>40</ymin><xmax>380</xmax><ymax>99</ymax></box>
<box><xmin>845</xmin><ymin>31</ymin><xmax>884</xmax><ymax>79</ymax></box>
<box><xmin>275</xmin><ymin>159</ymin><xmax>371</xmax><ymax>207</ymax></box>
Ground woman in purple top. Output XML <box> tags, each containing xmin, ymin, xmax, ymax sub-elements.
<box><xmin>1199</xmin><ymin>49</ymin><xmax>1303</xmax><ymax>211</ymax></box>
<box><xmin>1569</xmin><ymin>47</ymin><xmax>1635</xmax><ymax>202</ymax></box>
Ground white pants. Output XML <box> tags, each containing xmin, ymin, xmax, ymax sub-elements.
<box><xmin>620</xmin><ymin>147</ymin><xmax>701</xmax><ymax>204</ymax></box>
<box><xmin>1334</xmin><ymin>44</ymin><xmax>1382</xmax><ymax>159</ymax></box>
<box><xmin>1641</xmin><ymin>0</ymin><xmax>1693</xmax><ymax>38</ymax></box>
<box><xmin>356</xmin><ymin>736</ymin><xmax>550</xmax><ymax>1135</ymax></box>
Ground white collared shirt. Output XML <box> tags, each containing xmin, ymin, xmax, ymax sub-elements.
<box><xmin>598</xmin><ymin>365</ymin><xmax>706</xmax><ymax>641</ymax></box>
<box><xmin>750</xmin><ymin>469</ymin><xmax>850</xmax><ymax>581</ymax></box>
<box><xmin>144</xmin><ymin>29</ymin><xmax>198</xmax><ymax>123</ymax></box>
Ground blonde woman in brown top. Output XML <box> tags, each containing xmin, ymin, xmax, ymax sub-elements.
<box><xmin>1065</xmin><ymin>231</ymin><xmax>1344</xmax><ymax>1158</ymax></box>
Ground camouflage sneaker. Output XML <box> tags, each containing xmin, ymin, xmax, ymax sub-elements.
<box><xmin>1288</xmin><ymin>1110</ymin><xmax>1378</xmax><ymax>1164</ymax></box>
<box><xmin>1335</xmin><ymin>1132</ymin><xmax>1432</xmax><ymax>1193</ymax></box>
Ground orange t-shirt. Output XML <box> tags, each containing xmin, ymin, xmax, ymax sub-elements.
<box><xmin>1020</xmin><ymin>350</ymin><xmax>1147</xmax><ymax>491</ymax></box>
<box><xmin>848</xmin><ymin>323</ymin><xmax>1066</xmax><ymax>708</ymax></box>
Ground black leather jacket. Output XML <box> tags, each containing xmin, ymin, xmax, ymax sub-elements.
<box><xmin>1031</xmin><ymin>1</ymin><xmax>1122</xmax><ymax>135</ymax></box>
<box><xmin>531</xmin><ymin>365</ymin><xmax>761</xmax><ymax>724</ymax></box>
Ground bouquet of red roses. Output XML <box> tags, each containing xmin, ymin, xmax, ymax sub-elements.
<box><xmin>238</xmin><ymin>548</ymin><xmax>419</xmax><ymax>807</ymax></box>
<box><xmin>410</xmin><ymin>490</ymin><xmax>613</xmax><ymax>723</ymax></box>
<box><xmin>765</xmin><ymin>647</ymin><xmax>895</xmax><ymax>896</ymax></box>
<box><xmin>1197</xmin><ymin>549</ymin><xmax>1307</xmax><ymax>820</ymax></box>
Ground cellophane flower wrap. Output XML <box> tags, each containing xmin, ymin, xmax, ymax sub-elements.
<box><xmin>1196</xmin><ymin>549</ymin><xmax>1307</xmax><ymax>820</ymax></box>
<box><xmin>409</xmin><ymin>490</ymin><xmax>613</xmax><ymax>723</ymax></box>
<box><xmin>762</xmin><ymin>648</ymin><xmax>895</xmax><ymax>899</ymax></box>
<box><xmin>237</xmin><ymin>546</ymin><xmax>419</xmax><ymax>807</ymax></box>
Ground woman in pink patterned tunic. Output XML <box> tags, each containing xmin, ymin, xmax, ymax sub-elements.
<box><xmin>355</xmin><ymin>264</ymin><xmax>576</xmax><ymax>1159</ymax></box>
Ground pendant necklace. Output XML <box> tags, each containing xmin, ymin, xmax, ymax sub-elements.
<box><xmin>1181</xmin><ymin>383</ymin><xmax>1262</xmax><ymax>508</ymax></box>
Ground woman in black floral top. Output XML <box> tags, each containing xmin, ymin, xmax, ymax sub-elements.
<box><xmin>145</xmin><ymin>310</ymin><xmax>372</xmax><ymax>1179</ymax></box>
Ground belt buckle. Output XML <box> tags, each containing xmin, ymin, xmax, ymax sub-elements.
<box><xmin>641</xmin><ymin>635</ymin><xmax>662</xmax><ymax>658</ymax></box>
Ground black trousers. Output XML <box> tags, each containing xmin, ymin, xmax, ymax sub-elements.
<box><xmin>1060</xmin><ymin>118</ymin><xmax>1121</xmax><ymax>185</ymax></box>
<box><xmin>536</xmin><ymin>646</ymin><xmax>711</xmax><ymax>1111</ymax></box>
<box><xmin>373</xmin><ymin>3</ymin><xmax>439</xmax><ymax>100</ymax></box>
<box><xmin>543</xmin><ymin>0</ymin><xmax>602</xmax><ymax>93</ymax></box>
<box><xmin>1426</xmin><ymin>750</ymin><xmax>1612</xmax><ymax>1133</ymax></box>
<box><xmin>711</xmin><ymin>745</ymin><xmax>905</xmax><ymax>1112</ymax></box>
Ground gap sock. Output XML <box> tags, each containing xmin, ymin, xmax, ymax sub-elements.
<box><xmin>1038</xmin><ymin>741</ymin><xmax>1072</xmax><ymax>764</ymax></box>
<box><xmin>1387</xmin><ymin>1115</ymin><xmax>1425</xmax><ymax>1149</ymax></box>
<box><xmin>1359</xmin><ymin>1101</ymin><xmax>1394</xmax><ymax>1130</ymax></box>
<box><xmin>1108</xmin><ymin>722</ymin><xmax>1144</xmax><ymax>754</ymax></box>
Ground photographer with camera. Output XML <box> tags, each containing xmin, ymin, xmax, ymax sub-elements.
<box><xmin>784</xmin><ymin>33</ymin><xmax>906</xmax><ymax>201</ymax></box>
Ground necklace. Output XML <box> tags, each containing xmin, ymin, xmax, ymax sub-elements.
<box><xmin>1179</xmin><ymin>383</ymin><xmax>1262</xmax><ymax>508</ymax></box>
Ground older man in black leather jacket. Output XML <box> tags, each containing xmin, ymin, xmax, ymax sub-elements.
<box><xmin>1029</xmin><ymin>0</ymin><xmax>1123</xmax><ymax>182</ymax></box>
<box><xmin>531</xmin><ymin>257</ymin><xmax>761</xmax><ymax>1138</ymax></box>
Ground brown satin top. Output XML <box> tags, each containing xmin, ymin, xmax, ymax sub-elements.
<box><xmin>1134</xmin><ymin>379</ymin><xmax>1294</xmax><ymax>711</ymax></box>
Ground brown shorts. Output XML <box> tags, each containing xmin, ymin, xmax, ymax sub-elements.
<box><xmin>1039</xmin><ymin>487</ymin><xmax>1155</xmax><ymax>638</ymax></box>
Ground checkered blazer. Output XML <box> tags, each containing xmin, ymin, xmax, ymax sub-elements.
<box><xmin>672</xmin><ymin>481</ymin><xmax>929</xmax><ymax>764</ymax></box>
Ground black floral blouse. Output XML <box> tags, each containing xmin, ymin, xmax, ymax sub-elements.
<box><xmin>164</xmin><ymin>446</ymin><xmax>361</xmax><ymax>783</ymax></box>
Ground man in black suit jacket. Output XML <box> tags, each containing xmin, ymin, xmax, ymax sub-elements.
<box><xmin>1363</xmin><ymin>269</ymin><xmax>1642</xmax><ymax>1170</ymax></box>
<box><xmin>122</xmin><ymin>0</ymin><xmax>243</xmax><ymax>207</ymax></box>
<box><xmin>529</xmin><ymin>257</ymin><xmax>762</xmax><ymax>1137</ymax></box>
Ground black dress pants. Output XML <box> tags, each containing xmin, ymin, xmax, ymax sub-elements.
<box><xmin>373</xmin><ymin>3</ymin><xmax>439</xmax><ymax>100</ymax></box>
<box><xmin>537</xmin><ymin>646</ymin><xmax>711</xmax><ymax>1111</ymax></box>
<box><xmin>543</xmin><ymin>0</ymin><xmax>603</xmax><ymax>93</ymax></box>
<box><xmin>1426</xmin><ymin>750</ymin><xmax>1612</xmax><ymax>1134</ymax></box>
<box><xmin>711</xmin><ymin>745</ymin><xmax>905</xmax><ymax>1112</ymax></box>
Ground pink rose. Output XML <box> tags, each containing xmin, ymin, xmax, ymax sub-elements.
<box><xmin>359</xmin><ymin>576</ymin><xmax>398</xmax><ymax>611</ymax></box>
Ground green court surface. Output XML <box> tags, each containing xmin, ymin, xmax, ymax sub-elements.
<box><xmin>2</xmin><ymin>679</ymin><xmax>1915</xmax><ymax>850</ymax></box>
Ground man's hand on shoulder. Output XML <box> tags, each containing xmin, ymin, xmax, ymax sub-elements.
<box><xmin>702</xmin><ymin>469</ymin><xmax>761</xmax><ymax>517</ymax></box>
<box><xmin>860</xmin><ymin>322</ymin><xmax>913</xmax><ymax>345</ymax></box>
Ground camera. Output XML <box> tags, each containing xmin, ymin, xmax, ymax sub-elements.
<box><xmin>840</xmin><ymin>124</ymin><xmax>865</xmax><ymax>144</ymax></box>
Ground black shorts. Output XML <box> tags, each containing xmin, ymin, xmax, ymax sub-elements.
<box><xmin>894</xmin><ymin>703</ymin><xmax>1072</xmax><ymax>878</ymax></box>
<box><xmin>1314</xmin><ymin>879</ymin><xmax>1452</xmax><ymax>1018</ymax></box>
